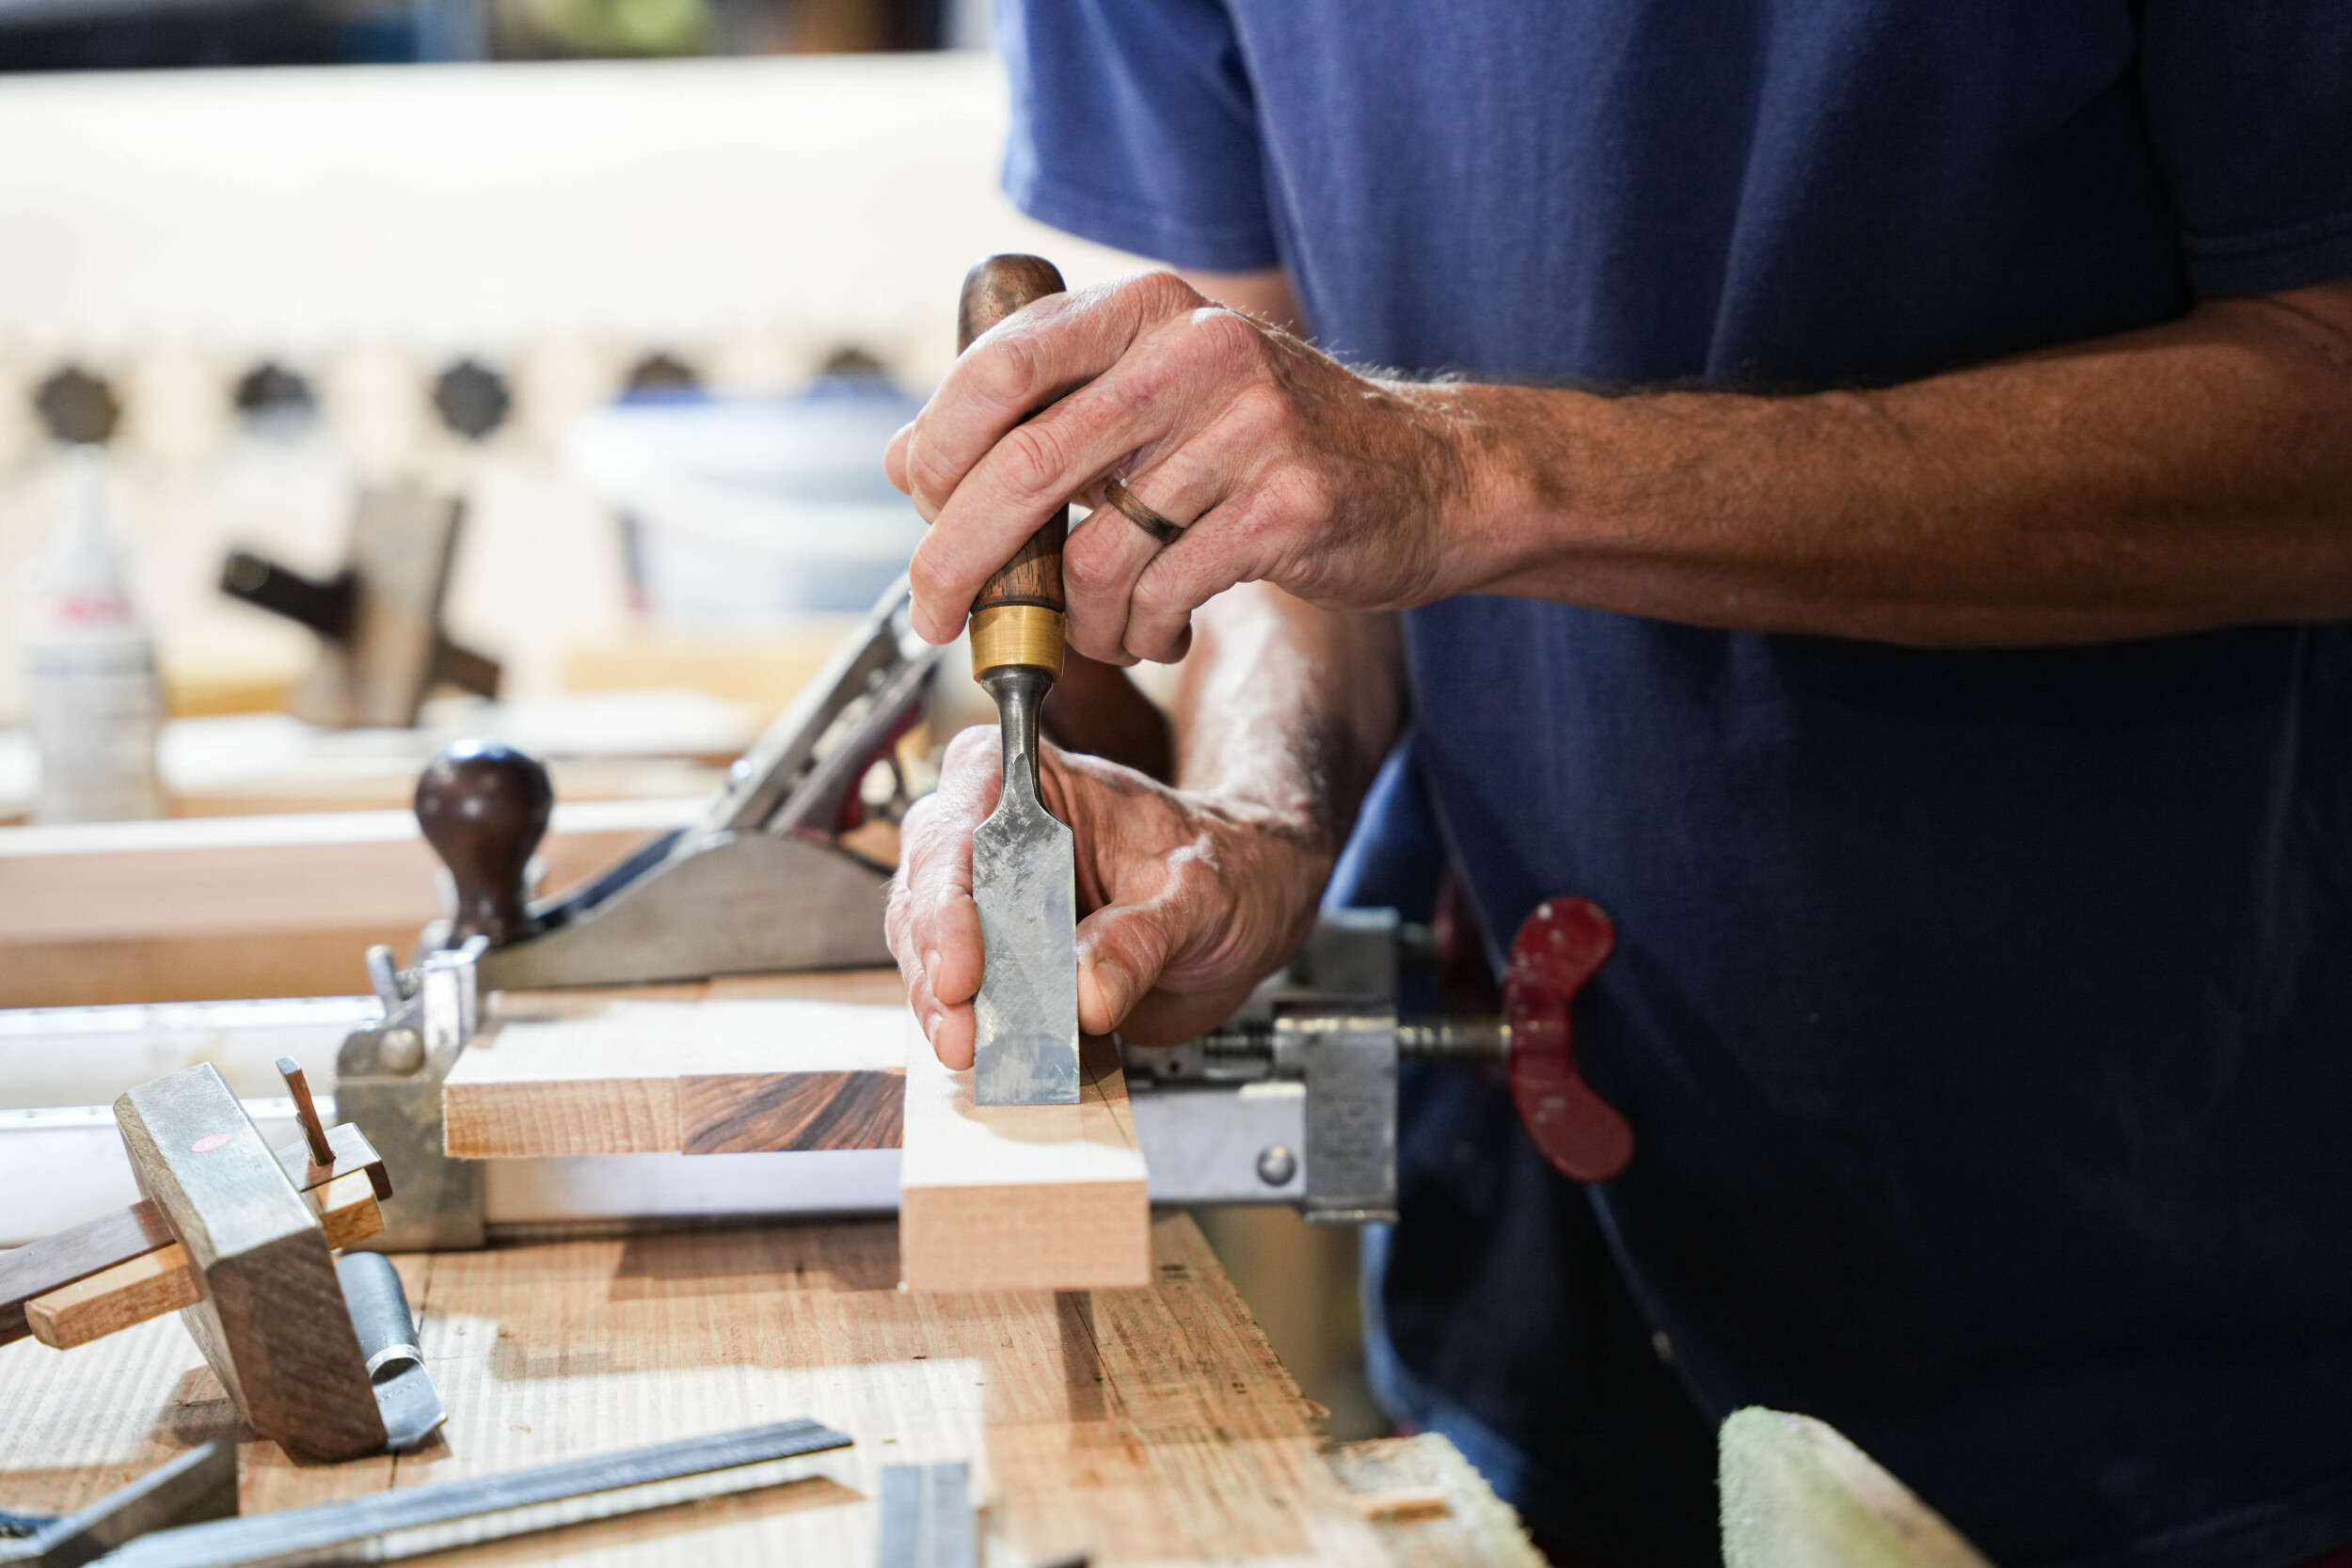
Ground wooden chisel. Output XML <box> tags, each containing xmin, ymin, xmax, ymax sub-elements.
<box><xmin>957</xmin><ymin>254</ymin><xmax>1081</xmax><ymax>1106</ymax></box>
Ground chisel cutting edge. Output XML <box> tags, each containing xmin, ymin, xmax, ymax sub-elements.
<box><xmin>959</xmin><ymin>254</ymin><xmax>1082</xmax><ymax>1107</ymax></box>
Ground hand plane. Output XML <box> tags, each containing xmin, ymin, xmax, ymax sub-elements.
<box><xmin>0</xmin><ymin>1059</ymin><xmax>445</xmax><ymax>1463</ymax></box>
<box><xmin>401</xmin><ymin>575</ymin><xmax>941</xmax><ymax>991</ymax></box>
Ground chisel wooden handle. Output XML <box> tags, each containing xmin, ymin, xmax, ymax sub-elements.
<box><xmin>958</xmin><ymin>254</ymin><xmax>1069</xmax><ymax>677</ymax></box>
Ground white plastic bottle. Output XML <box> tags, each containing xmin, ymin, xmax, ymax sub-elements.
<box><xmin>23</xmin><ymin>446</ymin><xmax>165</xmax><ymax>823</ymax></box>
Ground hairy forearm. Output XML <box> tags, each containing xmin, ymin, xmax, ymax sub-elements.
<box><xmin>1434</xmin><ymin>280</ymin><xmax>2352</xmax><ymax>645</ymax></box>
<box><xmin>1173</xmin><ymin>584</ymin><xmax>1404</xmax><ymax>856</ymax></box>
<box><xmin>1165</xmin><ymin>267</ymin><xmax>1405</xmax><ymax>847</ymax></box>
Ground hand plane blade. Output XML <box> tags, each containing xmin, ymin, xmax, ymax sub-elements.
<box><xmin>971</xmin><ymin>667</ymin><xmax>1079</xmax><ymax>1106</ymax></box>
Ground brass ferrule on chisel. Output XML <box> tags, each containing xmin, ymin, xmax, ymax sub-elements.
<box><xmin>969</xmin><ymin>603</ymin><xmax>1065</xmax><ymax>679</ymax></box>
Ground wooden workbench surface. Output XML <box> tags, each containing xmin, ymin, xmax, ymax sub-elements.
<box><xmin>0</xmin><ymin>1214</ymin><xmax>1538</xmax><ymax>1566</ymax></box>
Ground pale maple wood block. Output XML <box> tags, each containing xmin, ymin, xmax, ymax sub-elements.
<box><xmin>310</xmin><ymin>1169</ymin><xmax>387</xmax><ymax>1251</ymax></box>
<box><xmin>24</xmin><ymin>1157</ymin><xmax>384</xmax><ymax>1351</ymax></box>
<box><xmin>898</xmin><ymin>1026</ymin><xmax>1150</xmax><ymax>1293</ymax></box>
<box><xmin>443</xmin><ymin>992</ymin><xmax>909</xmax><ymax>1159</ymax></box>
<box><xmin>25</xmin><ymin>1244</ymin><xmax>199</xmax><ymax>1351</ymax></box>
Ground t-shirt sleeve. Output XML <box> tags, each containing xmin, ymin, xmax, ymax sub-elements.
<box><xmin>2140</xmin><ymin>1</ymin><xmax>2352</xmax><ymax>297</ymax></box>
<box><xmin>995</xmin><ymin>0</ymin><xmax>1279</xmax><ymax>272</ymax></box>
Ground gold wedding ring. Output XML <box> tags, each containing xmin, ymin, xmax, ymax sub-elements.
<box><xmin>1102</xmin><ymin>475</ymin><xmax>1185</xmax><ymax>546</ymax></box>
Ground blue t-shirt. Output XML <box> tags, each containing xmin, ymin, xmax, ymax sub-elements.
<box><xmin>996</xmin><ymin>4</ymin><xmax>2352</xmax><ymax>1564</ymax></box>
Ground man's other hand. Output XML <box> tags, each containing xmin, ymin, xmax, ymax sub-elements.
<box><xmin>886</xmin><ymin>271</ymin><xmax>1476</xmax><ymax>665</ymax></box>
<box><xmin>888</xmin><ymin>723</ymin><xmax>1331</xmax><ymax>1064</ymax></box>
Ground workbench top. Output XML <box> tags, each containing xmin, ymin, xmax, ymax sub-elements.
<box><xmin>0</xmin><ymin>1214</ymin><xmax>1538</xmax><ymax>1566</ymax></box>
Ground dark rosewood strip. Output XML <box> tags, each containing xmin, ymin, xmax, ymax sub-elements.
<box><xmin>679</xmin><ymin>1071</ymin><xmax>906</xmax><ymax>1155</ymax></box>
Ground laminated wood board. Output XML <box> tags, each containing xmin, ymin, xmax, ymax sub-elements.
<box><xmin>442</xmin><ymin>974</ymin><xmax>909</xmax><ymax>1159</ymax></box>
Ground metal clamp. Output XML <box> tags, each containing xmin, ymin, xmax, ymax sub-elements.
<box><xmin>333</xmin><ymin>937</ymin><xmax>486</xmax><ymax>1252</ymax></box>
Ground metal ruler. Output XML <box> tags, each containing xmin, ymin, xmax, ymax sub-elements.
<box><xmin>107</xmin><ymin>1419</ymin><xmax>850</xmax><ymax>1568</ymax></box>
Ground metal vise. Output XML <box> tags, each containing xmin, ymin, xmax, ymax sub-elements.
<box><xmin>1122</xmin><ymin>898</ymin><xmax>1633</xmax><ymax>1221</ymax></box>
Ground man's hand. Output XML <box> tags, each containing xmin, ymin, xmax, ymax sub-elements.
<box><xmin>889</xmin><ymin>723</ymin><xmax>1334</xmax><ymax>1058</ymax></box>
<box><xmin>895</xmin><ymin>264</ymin><xmax>2352</xmax><ymax>650</ymax></box>
<box><xmin>887</xmin><ymin>271</ymin><xmax>1475</xmax><ymax>665</ymax></box>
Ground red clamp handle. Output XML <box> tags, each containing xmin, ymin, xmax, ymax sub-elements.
<box><xmin>1503</xmin><ymin>897</ymin><xmax>1634</xmax><ymax>1182</ymax></box>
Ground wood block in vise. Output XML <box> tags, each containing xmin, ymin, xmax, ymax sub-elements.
<box><xmin>218</xmin><ymin>489</ymin><xmax>501</xmax><ymax>728</ymax></box>
<box><xmin>0</xmin><ymin>1061</ymin><xmax>423</xmax><ymax>1464</ymax></box>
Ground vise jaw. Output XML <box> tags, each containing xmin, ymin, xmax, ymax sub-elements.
<box><xmin>335</xmin><ymin>939</ymin><xmax>487</xmax><ymax>1254</ymax></box>
<box><xmin>1122</xmin><ymin>898</ymin><xmax>1634</xmax><ymax>1221</ymax></box>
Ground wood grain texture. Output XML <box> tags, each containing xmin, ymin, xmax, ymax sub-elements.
<box><xmin>0</xmin><ymin>1200</ymin><xmax>173</xmax><ymax>1346</ymax></box>
<box><xmin>2</xmin><ymin>1126</ymin><xmax>381</xmax><ymax>1347</ymax></box>
<box><xmin>957</xmin><ymin>254</ymin><xmax>1069</xmax><ymax>619</ymax></box>
<box><xmin>310</xmin><ymin>1169</ymin><xmax>387</xmax><ymax>1250</ymax></box>
<box><xmin>444</xmin><ymin>991</ymin><xmax>908</xmax><ymax>1159</ymax></box>
<box><xmin>1327</xmin><ymin>1435</ymin><xmax>1547</xmax><ymax>1567</ymax></box>
<box><xmin>967</xmin><ymin>510</ymin><xmax>1066</xmax><ymax>615</ymax></box>
<box><xmin>679</xmin><ymin>1071</ymin><xmax>903</xmax><ymax>1154</ymax></box>
<box><xmin>898</xmin><ymin>1028</ymin><xmax>1149</xmax><ymax>1292</ymax></box>
<box><xmin>24</xmin><ymin>1172</ymin><xmax>381</xmax><ymax>1351</ymax></box>
<box><xmin>0</xmin><ymin>1218</ymin><xmax>1536</xmax><ymax>1564</ymax></box>
<box><xmin>25</xmin><ymin>1244</ymin><xmax>200</xmax><ymax>1350</ymax></box>
<box><xmin>115</xmin><ymin>1064</ymin><xmax>385</xmax><ymax>1462</ymax></box>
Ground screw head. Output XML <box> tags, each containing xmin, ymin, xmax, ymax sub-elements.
<box><xmin>1255</xmin><ymin>1144</ymin><xmax>1298</xmax><ymax>1187</ymax></box>
<box><xmin>378</xmin><ymin>1027</ymin><xmax>425</xmax><ymax>1074</ymax></box>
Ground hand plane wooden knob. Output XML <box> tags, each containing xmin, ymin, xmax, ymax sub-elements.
<box><xmin>415</xmin><ymin>739</ymin><xmax>552</xmax><ymax>949</ymax></box>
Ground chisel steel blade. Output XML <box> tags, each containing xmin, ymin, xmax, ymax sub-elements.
<box><xmin>972</xmin><ymin>771</ymin><xmax>1079</xmax><ymax>1106</ymax></box>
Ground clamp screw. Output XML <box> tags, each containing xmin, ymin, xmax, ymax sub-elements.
<box><xmin>377</xmin><ymin>1027</ymin><xmax>425</xmax><ymax>1074</ymax></box>
<box><xmin>1255</xmin><ymin>1145</ymin><xmax>1298</xmax><ymax>1187</ymax></box>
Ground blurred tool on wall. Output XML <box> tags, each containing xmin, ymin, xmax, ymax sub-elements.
<box><xmin>22</xmin><ymin>445</ymin><xmax>165</xmax><ymax>824</ymax></box>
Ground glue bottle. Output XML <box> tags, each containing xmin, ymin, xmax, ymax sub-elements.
<box><xmin>22</xmin><ymin>446</ymin><xmax>165</xmax><ymax>823</ymax></box>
